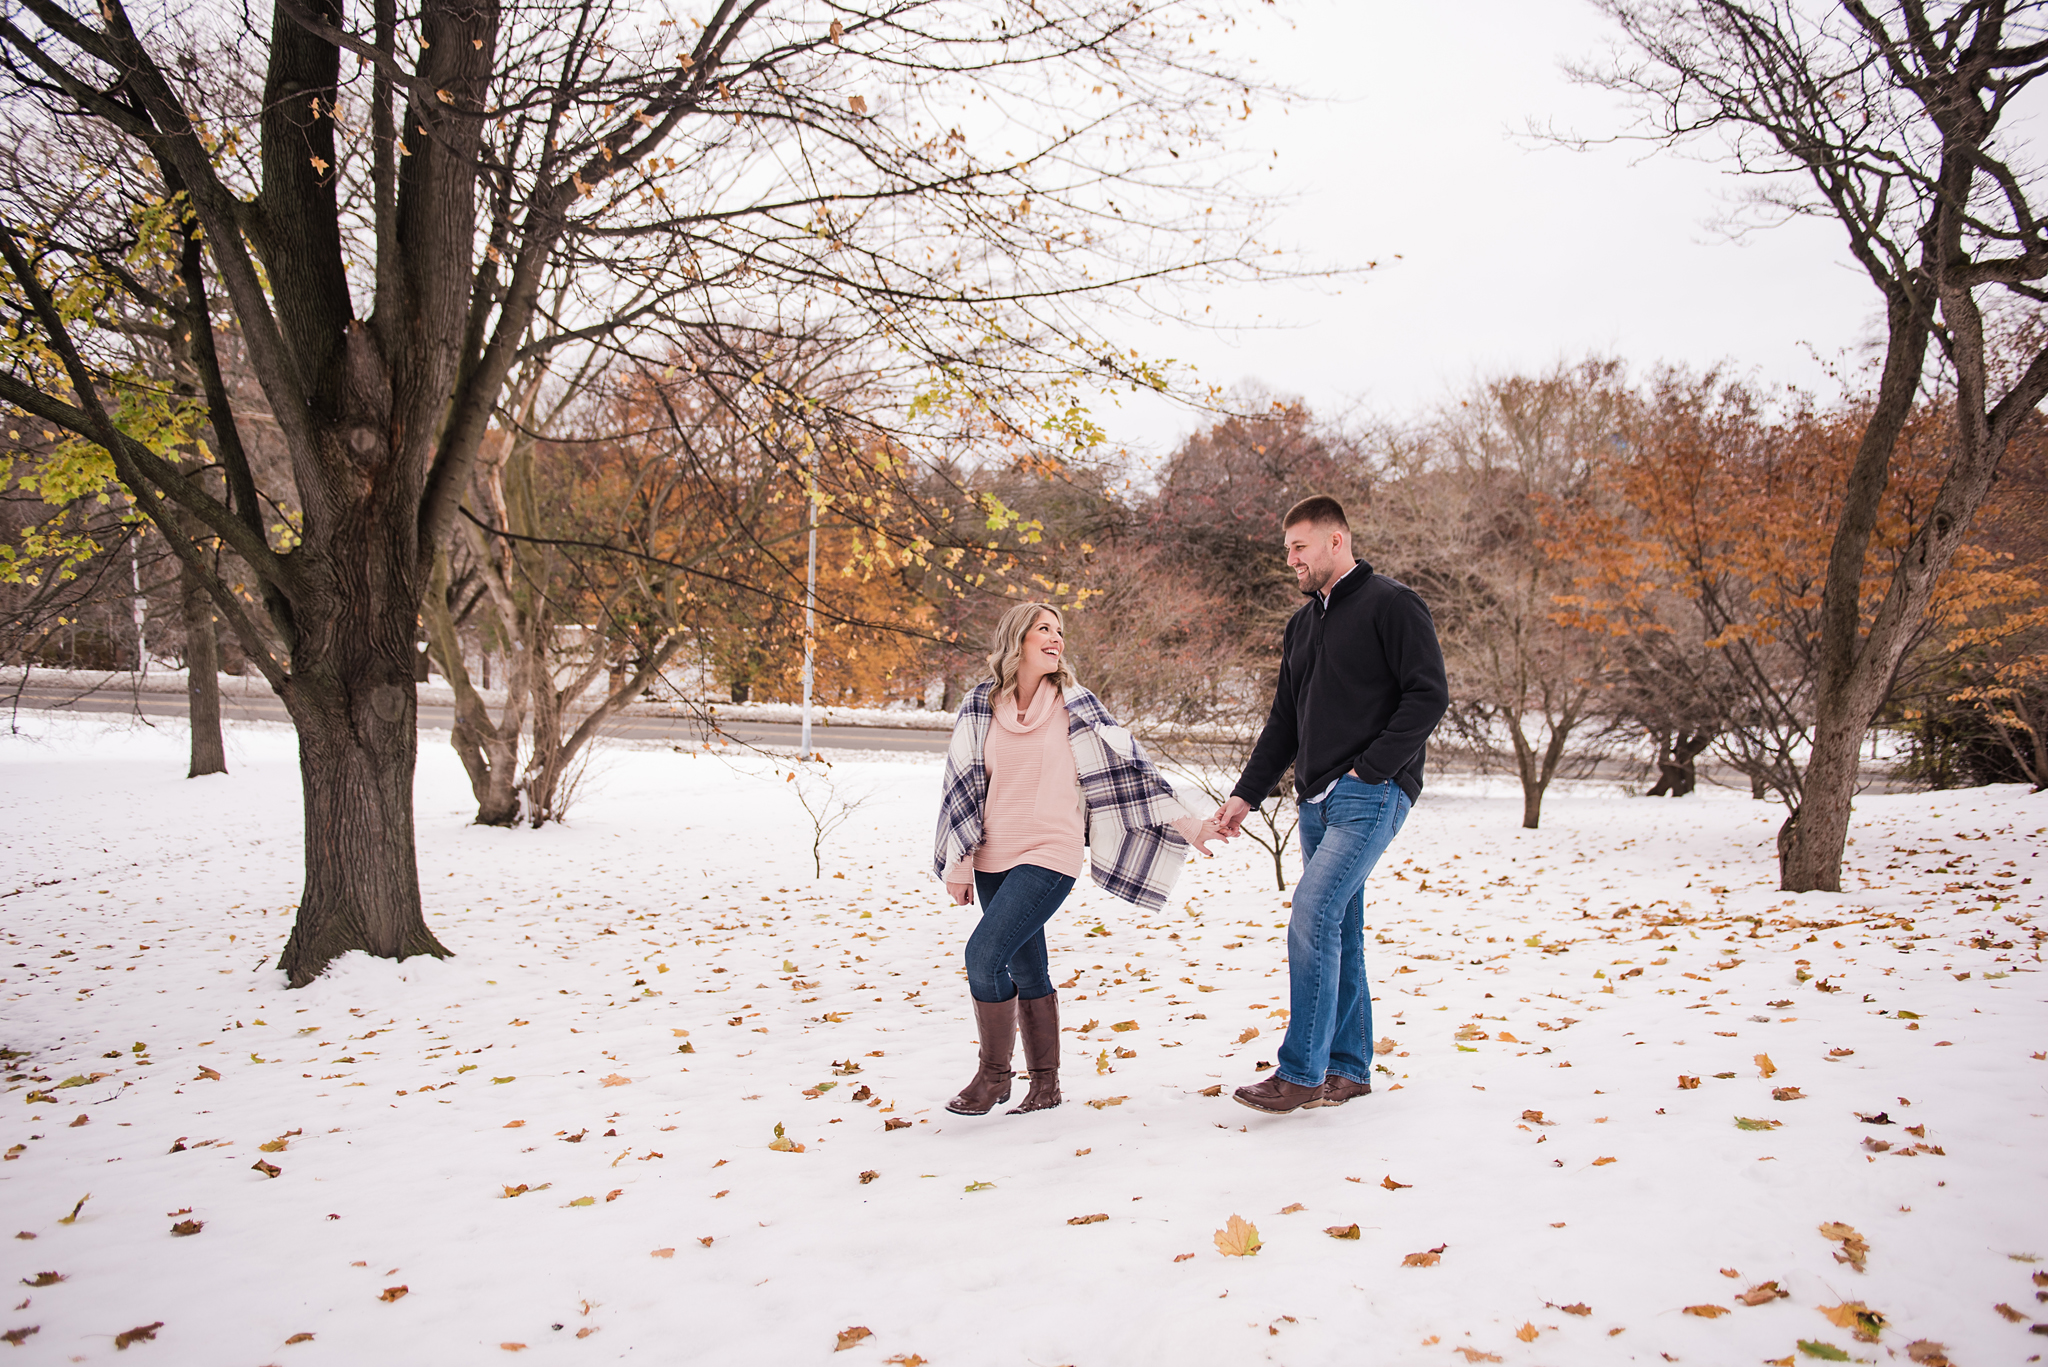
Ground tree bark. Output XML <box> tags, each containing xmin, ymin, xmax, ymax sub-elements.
<box><xmin>276</xmin><ymin>593</ymin><xmax>449</xmax><ymax>985</ymax></box>
<box><xmin>421</xmin><ymin>549</ymin><xmax>523</xmax><ymax>826</ymax></box>
<box><xmin>179</xmin><ymin>554</ymin><xmax>226</xmax><ymax>777</ymax></box>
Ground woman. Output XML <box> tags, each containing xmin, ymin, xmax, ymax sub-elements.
<box><xmin>933</xmin><ymin>601</ymin><xmax>1225</xmax><ymax>1116</ymax></box>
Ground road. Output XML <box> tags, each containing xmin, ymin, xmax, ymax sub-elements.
<box><xmin>6</xmin><ymin>683</ymin><xmax>953</xmax><ymax>755</ymax></box>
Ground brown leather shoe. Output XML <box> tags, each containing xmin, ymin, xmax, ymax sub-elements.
<box><xmin>1305</xmin><ymin>1074</ymin><xmax>1373</xmax><ymax>1108</ymax></box>
<box><xmin>945</xmin><ymin>996</ymin><xmax>1017</xmax><ymax>1115</ymax></box>
<box><xmin>1008</xmin><ymin>991</ymin><xmax>1062</xmax><ymax>1113</ymax></box>
<box><xmin>1232</xmin><ymin>1073</ymin><xmax>1322</xmax><ymax>1115</ymax></box>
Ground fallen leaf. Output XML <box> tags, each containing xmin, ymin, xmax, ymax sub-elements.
<box><xmin>1213</xmin><ymin>1214</ymin><xmax>1261</xmax><ymax>1257</ymax></box>
<box><xmin>1381</xmin><ymin>1174</ymin><xmax>1413</xmax><ymax>1189</ymax></box>
<box><xmin>1720</xmin><ymin>1267</ymin><xmax>1741</xmax><ymax>1277</ymax></box>
<box><xmin>1174</xmin><ymin>1252</ymin><xmax>1195</xmax><ymax>1262</ymax></box>
<box><xmin>1818</xmin><ymin>1221</ymin><xmax>1869</xmax><ymax>1271</ymax></box>
<box><xmin>847</xmin><ymin>94</ymin><xmax>867</xmax><ymax>115</ymax></box>
<box><xmin>285</xmin><ymin>1331</ymin><xmax>314</xmax><ymax>1343</ymax></box>
<box><xmin>1453</xmin><ymin>1349</ymin><xmax>1502</xmax><ymax>1363</ymax></box>
<box><xmin>1734</xmin><ymin>1116</ymin><xmax>1781</xmax><ymax>1131</ymax></box>
<box><xmin>1994</xmin><ymin>1302</ymin><xmax>2026</xmax><ymax>1322</ymax></box>
<box><xmin>1558</xmin><ymin>1302</ymin><xmax>1591</xmax><ymax>1316</ymax></box>
<box><xmin>169</xmin><ymin>1219</ymin><xmax>203</xmax><ymax>1237</ymax></box>
<box><xmin>883</xmin><ymin>1117</ymin><xmax>911</xmax><ymax>1131</ymax></box>
<box><xmin>835</xmin><ymin>1325</ymin><xmax>873</xmax><ymax>1351</ymax></box>
<box><xmin>1516</xmin><ymin>1321</ymin><xmax>1539</xmax><ymax>1342</ymax></box>
<box><xmin>1278</xmin><ymin>1203</ymin><xmax>1306</xmax><ymax>1214</ymax></box>
<box><xmin>567</xmin><ymin>1196</ymin><xmax>595</xmax><ymax>1207</ymax></box>
<box><xmin>1402</xmin><ymin>1250</ymin><xmax>1441</xmax><ymax>1268</ymax></box>
<box><xmin>1521</xmin><ymin>1109</ymin><xmax>1553</xmax><ymax>1124</ymax></box>
<box><xmin>650</xmin><ymin>1248</ymin><xmax>674</xmax><ymax>1258</ymax></box>
<box><xmin>768</xmin><ymin>1122</ymin><xmax>806</xmax><ymax>1153</ymax></box>
<box><xmin>1798</xmin><ymin>1341</ymin><xmax>1850</xmax><ymax>1361</ymax></box>
<box><xmin>500</xmin><ymin>1346</ymin><xmax>526</xmax><ymax>1353</ymax></box>
<box><xmin>378</xmin><ymin>1285</ymin><xmax>408</xmax><ymax>1302</ymax></box>
<box><xmin>1236</xmin><ymin>1026</ymin><xmax>1260</xmax><ymax>1044</ymax></box>
<box><xmin>1678</xmin><ymin>1075</ymin><xmax>1700</xmax><ymax>1089</ymax></box>
<box><xmin>1737</xmin><ymin>1280</ymin><xmax>1790</xmax><ymax>1305</ymax></box>
<box><xmin>1111</xmin><ymin>1021</ymin><xmax>1139</xmax><ymax>1032</ymax></box>
<box><xmin>1683</xmin><ymin>1304</ymin><xmax>1728</xmax><ymax>1318</ymax></box>
<box><xmin>1904</xmin><ymin>1340</ymin><xmax>1953</xmax><ymax>1366</ymax></box>
<box><xmin>113</xmin><ymin>1321</ymin><xmax>163</xmax><ymax>1348</ymax></box>
<box><xmin>1324</xmin><ymin>1224</ymin><xmax>1361</xmax><ymax>1239</ymax></box>
<box><xmin>1067</xmin><ymin>1213</ymin><xmax>1108</xmax><ymax>1225</ymax></box>
<box><xmin>195</xmin><ymin>1066</ymin><xmax>221</xmax><ymax>1081</ymax></box>
<box><xmin>56</xmin><ymin>1195</ymin><xmax>88</xmax><ymax>1224</ymax></box>
<box><xmin>963</xmin><ymin>1181</ymin><xmax>995</xmax><ymax>1192</ymax></box>
<box><xmin>20</xmin><ymin>1273</ymin><xmax>62</xmax><ymax>1287</ymax></box>
<box><xmin>859</xmin><ymin>1170</ymin><xmax>879</xmax><ymax>1185</ymax></box>
<box><xmin>1772</xmin><ymin>1086</ymin><xmax>1806</xmax><ymax>1101</ymax></box>
<box><xmin>699</xmin><ymin>1236</ymin><xmax>714</xmax><ymax>1247</ymax></box>
<box><xmin>0</xmin><ymin>1329</ymin><xmax>37</xmax><ymax>1346</ymax></box>
<box><xmin>251</xmin><ymin>1159</ymin><xmax>282</xmax><ymax>1178</ymax></box>
<box><xmin>1084</xmin><ymin>1096</ymin><xmax>1128</xmax><ymax>1109</ymax></box>
<box><xmin>1197</xmin><ymin>1085</ymin><xmax>1222</xmax><ymax>1097</ymax></box>
<box><xmin>600</xmin><ymin>1074</ymin><xmax>632</xmax><ymax>1087</ymax></box>
<box><xmin>882</xmin><ymin>1356</ymin><xmax>926</xmax><ymax>1367</ymax></box>
<box><xmin>1755</xmin><ymin>1053</ymin><xmax>1777</xmax><ymax>1078</ymax></box>
<box><xmin>1591</xmin><ymin>1156</ymin><xmax>1618</xmax><ymax>1165</ymax></box>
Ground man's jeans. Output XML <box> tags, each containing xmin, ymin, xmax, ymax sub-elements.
<box><xmin>1276</xmin><ymin>775</ymin><xmax>1411</xmax><ymax>1089</ymax></box>
<box><xmin>966</xmin><ymin>863</ymin><xmax>1077</xmax><ymax>1003</ymax></box>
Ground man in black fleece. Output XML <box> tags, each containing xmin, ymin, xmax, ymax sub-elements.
<box><xmin>1216</xmin><ymin>495</ymin><xmax>1449</xmax><ymax>1115</ymax></box>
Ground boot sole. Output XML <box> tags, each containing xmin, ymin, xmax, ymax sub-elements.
<box><xmin>1232</xmin><ymin>1091</ymin><xmax>1312</xmax><ymax>1115</ymax></box>
<box><xmin>945</xmin><ymin>1094</ymin><xmax>1011</xmax><ymax>1116</ymax></box>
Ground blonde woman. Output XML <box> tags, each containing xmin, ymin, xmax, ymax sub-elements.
<box><xmin>933</xmin><ymin>602</ymin><xmax>1226</xmax><ymax>1115</ymax></box>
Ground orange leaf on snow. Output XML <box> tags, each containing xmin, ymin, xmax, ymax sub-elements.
<box><xmin>1516</xmin><ymin>1322</ymin><xmax>1539</xmax><ymax>1342</ymax></box>
<box><xmin>1754</xmin><ymin>1053</ymin><xmax>1777</xmax><ymax>1079</ymax></box>
<box><xmin>1213</xmin><ymin>1214</ymin><xmax>1261</xmax><ymax>1257</ymax></box>
<box><xmin>834</xmin><ymin>1326</ymin><xmax>873</xmax><ymax>1351</ymax></box>
<box><xmin>1453</xmin><ymin>1349</ymin><xmax>1502</xmax><ymax>1363</ymax></box>
<box><xmin>600</xmin><ymin>1074</ymin><xmax>632</xmax><ymax>1087</ymax></box>
<box><xmin>378</xmin><ymin>1285</ymin><xmax>409</xmax><ymax>1302</ymax></box>
<box><xmin>285</xmin><ymin>1333</ymin><xmax>314</xmax><ymax>1344</ymax></box>
<box><xmin>650</xmin><ymin>1248</ymin><xmax>674</xmax><ymax>1258</ymax></box>
<box><xmin>1557</xmin><ymin>1303</ymin><xmax>1592</xmax><ymax>1316</ymax></box>
<box><xmin>1402</xmin><ymin>1244</ymin><xmax>1446</xmax><ymax>1267</ymax></box>
<box><xmin>1325</xmin><ymin>1224</ymin><xmax>1361</xmax><ymax>1239</ymax></box>
<box><xmin>500</xmin><ymin>1346</ymin><xmax>527</xmax><ymax>1353</ymax></box>
<box><xmin>113</xmin><ymin>1323</ymin><xmax>163</xmax><ymax>1348</ymax></box>
<box><xmin>1067</xmin><ymin>1213</ymin><xmax>1108</xmax><ymax>1226</ymax></box>
<box><xmin>1382</xmin><ymin>1175</ymin><xmax>1412</xmax><ymax>1190</ymax></box>
<box><xmin>1236</xmin><ymin>1026</ymin><xmax>1260</xmax><ymax>1044</ymax></box>
<box><xmin>1591</xmin><ymin>1156</ymin><xmax>1618</xmax><ymax>1166</ymax></box>
<box><xmin>1278</xmin><ymin>1203</ymin><xmax>1306</xmax><ymax>1214</ymax></box>
<box><xmin>1682</xmin><ymin>1304</ymin><xmax>1728</xmax><ymax>1318</ymax></box>
<box><xmin>1737</xmin><ymin>1281</ymin><xmax>1790</xmax><ymax>1305</ymax></box>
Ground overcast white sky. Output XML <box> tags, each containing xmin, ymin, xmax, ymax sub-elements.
<box><xmin>1096</xmin><ymin>0</ymin><xmax>1890</xmax><ymax>457</ymax></box>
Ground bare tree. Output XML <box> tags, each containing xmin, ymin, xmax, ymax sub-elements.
<box><xmin>0</xmin><ymin>0</ymin><xmax>1277</xmax><ymax>983</ymax></box>
<box><xmin>1577</xmin><ymin>0</ymin><xmax>2048</xmax><ymax>889</ymax></box>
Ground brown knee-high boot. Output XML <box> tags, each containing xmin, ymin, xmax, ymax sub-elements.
<box><xmin>946</xmin><ymin>996</ymin><xmax>1017</xmax><ymax>1116</ymax></box>
<box><xmin>1009</xmin><ymin>991</ymin><xmax>1062</xmax><ymax>1113</ymax></box>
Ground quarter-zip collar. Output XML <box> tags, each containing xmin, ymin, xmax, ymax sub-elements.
<box><xmin>1304</xmin><ymin>558</ymin><xmax>1372</xmax><ymax>613</ymax></box>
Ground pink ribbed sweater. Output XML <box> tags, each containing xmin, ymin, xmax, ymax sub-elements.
<box><xmin>944</xmin><ymin>681</ymin><xmax>1204</xmax><ymax>888</ymax></box>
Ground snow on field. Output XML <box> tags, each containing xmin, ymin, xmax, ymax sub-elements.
<box><xmin>0</xmin><ymin>713</ymin><xmax>2043</xmax><ymax>1367</ymax></box>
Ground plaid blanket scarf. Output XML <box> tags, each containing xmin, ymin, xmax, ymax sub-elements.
<box><xmin>933</xmin><ymin>681</ymin><xmax>1197</xmax><ymax>911</ymax></box>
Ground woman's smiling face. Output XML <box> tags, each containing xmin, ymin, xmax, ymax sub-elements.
<box><xmin>1024</xmin><ymin>610</ymin><xmax>1064</xmax><ymax>672</ymax></box>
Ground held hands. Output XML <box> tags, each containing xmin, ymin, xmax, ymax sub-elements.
<box><xmin>1187</xmin><ymin>814</ymin><xmax>1230</xmax><ymax>857</ymax></box>
<box><xmin>1214</xmin><ymin>795</ymin><xmax>1252</xmax><ymax>839</ymax></box>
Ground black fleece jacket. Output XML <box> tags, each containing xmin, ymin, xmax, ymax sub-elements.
<box><xmin>1230</xmin><ymin>560</ymin><xmax>1450</xmax><ymax>808</ymax></box>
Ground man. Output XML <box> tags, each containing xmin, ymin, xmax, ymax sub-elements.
<box><xmin>1216</xmin><ymin>495</ymin><xmax>1449</xmax><ymax>1115</ymax></box>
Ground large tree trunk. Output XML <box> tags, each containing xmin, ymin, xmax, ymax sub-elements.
<box><xmin>275</xmin><ymin>580</ymin><xmax>450</xmax><ymax>985</ymax></box>
<box><xmin>179</xmin><ymin>554</ymin><xmax>226</xmax><ymax>778</ymax></box>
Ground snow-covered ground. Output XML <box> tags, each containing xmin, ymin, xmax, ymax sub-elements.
<box><xmin>1</xmin><ymin>713</ymin><xmax>2042</xmax><ymax>1366</ymax></box>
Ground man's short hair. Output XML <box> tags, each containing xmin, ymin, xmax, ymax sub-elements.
<box><xmin>1282</xmin><ymin>495</ymin><xmax>1349</xmax><ymax>535</ymax></box>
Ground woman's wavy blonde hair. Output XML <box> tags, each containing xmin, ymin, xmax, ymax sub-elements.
<box><xmin>985</xmin><ymin>601</ymin><xmax>1075</xmax><ymax>700</ymax></box>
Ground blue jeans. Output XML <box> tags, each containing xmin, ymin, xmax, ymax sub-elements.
<box><xmin>1276</xmin><ymin>776</ymin><xmax>1411</xmax><ymax>1088</ymax></box>
<box><xmin>966</xmin><ymin>864</ymin><xmax>1077</xmax><ymax>1002</ymax></box>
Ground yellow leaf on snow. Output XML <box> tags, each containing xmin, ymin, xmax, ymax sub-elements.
<box><xmin>1382</xmin><ymin>1174</ymin><xmax>1412</xmax><ymax>1190</ymax></box>
<box><xmin>600</xmin><ymin>1073</ymin><xmax>632</xmax><ymax>1087</ymax></box>
<box><xmin>1682</xmin><ymin>1304</ymin><xmax>1727</xmax><ymax>1318</ymax></box>
<box><xmin>1325</xmin><ymin>1224</ymin><xmax>1360</xmax><ymax>1239</ymax></box>
<box><xmin>1236</xmin><ymin>1026</ymin><xmax>1260</xmax><ymax>1044</ymax></box>
<box><xmin>1111</xmin><ymin>1021</ymin><xmax>1139</xmax><ymax>1032</ymax></box>
<box><xmin>1454</xmin><ymin>1349</ymin><xmax>1502</xmax><ymax>1363</ymax></box>
<box><xmin>1737</xmin><ymin>1281</ymin><xmax>1790</xmax><ymax>1305</ymax></box>
<box><xmin>1278</xmin><ymin>1203</ymin><xmax>1306</xmax><ymax>1214</ymax></box>
<box><xmin>1754</xmin><ymin>1052</ymin><xmax>1777</xmax><ymax>1079</ymax></box>
<box><xmin>1516</xmin><ymin>1322</ymin><xmax>1539</xmax><ymax>1342</ymax></box>
<box><xmin>1214</xmin><ymin>1214</ymin><xmax>1261</xmax><ymax>1257</ymax></box>
<box><xmin>835</xmin><ymin>1325</ymin><xmax>872</xmax><ymax>1351</ymax></box>
<box><xmin>1819</xmin><ymin>1301</ymin><xmax>1888</xmax><ymax>1340</ymax></box>
<box><xmin>1402</xmin><ymin>1245</ymin><xmax>1445</xmax><ymax>1267</ymax></box>
<box><xmin>650</xmin><ymin>1248</ymin><xmax>675</xmax><ymax>1258</ymax></box>
<box><xmin>379</xmin><ymin>1285</ymin><xmax>409</xmax><ymax>1302</ymax></box>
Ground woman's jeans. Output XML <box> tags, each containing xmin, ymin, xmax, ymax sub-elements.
<box><xmin>1276</xmin><ymin>776</ymin><xmax>1411</xmax><ymax>1088</ymax></box>
<box><xmin>966</xmin><ymin>864</ymin><xmax>1077</xmax><ymax>1003</ymax></box>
